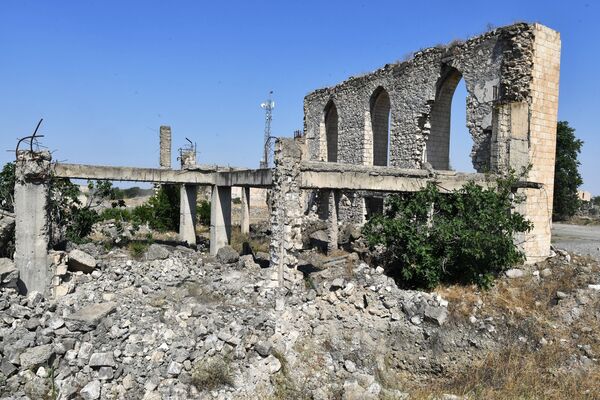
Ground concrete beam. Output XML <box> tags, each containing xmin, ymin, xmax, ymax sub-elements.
<box><xmin>53</xmin><ymin>163</ymin><xmax>216</xmax><ymax>184</ymax></box>
<box><xmin>210</xmin><ymin>186</ymin><xmax>231</xmax><ymax>255</ymax></box>
<box><xmin>215</xmin><ymin>169</ymin><xmax>272</xmax><ymax>188</ymax></box>
<box><xmin>53</xmin><ymin>163</ymin><xmax>273</xmax><ymax>187</ymax></box>
<box><xmin>300</xmin><ymin>162</ymin><xmax>494</xmax><ymax>193</ymax></box>
<box><xmin>179</xmin><ymin>184</ymin><xmax>198</xmax><ymax>246</ymax></box>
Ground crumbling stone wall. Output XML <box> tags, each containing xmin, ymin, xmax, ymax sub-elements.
<box><xmin>303</xmin><ymin>23</ymin><xmax>560</xmax><ymax>261</ymax></box>
<box><xmin>304</xmin><ymin>24</ymin><xmax>540</xmax><ymax>172</ymax></box>
<box><xmin>269</xmin><ymin>138</ymin><xmax>304</xmax><ymax>272</ymax></box>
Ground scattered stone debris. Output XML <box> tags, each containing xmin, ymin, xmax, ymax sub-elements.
<box><xmin>68</xmin><ymin>249</ymin><xmax>97</xmax><ymax>273</ymax></box>
<box><xmin>1</xmin><ymin>228</ymin><xmax>599</xmax><ymax>399</ymax></box>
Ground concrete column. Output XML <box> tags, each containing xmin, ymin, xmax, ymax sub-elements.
<box><xmin>179</xmin><ymin>184</ymin><xmax>198</xmax><ymax>246</ymax></box>
<box><xmin>326</xmin><ymin>190</ymin><xmax>338</xmax><ymax>254</ymax></box>
<box><xmin>210</xmin><ymin>186</ymin><xmax>231</xmax><ymax>255</ymax></box>
<box><xmin>240</xmin><ymin>187</ymin><xmax>250</xmax><ymax>235</ymax></box>
<box><xmin>159</xmin><ymin>125</ymin><xmax>171</xmax><ymax>169</ymax></box>
<box><xmin>14</xmin><ymin>151</ymin><xmax>52</xmax><ymax>295</ymax></box>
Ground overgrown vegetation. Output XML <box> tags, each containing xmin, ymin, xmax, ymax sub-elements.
<box><xmin>553</xmin><ymin>121</ymin><xmax>584</xmax><ymax>221</ymax></box>
<box><xmin>363</xmin><ymin>173</ymin><xmax>532</xmax><ymax>289</ymax></box>
<box><xmin>128</xmin><ymin>240</ymin><xmax>151</xmax><ymax>259</ymax></box>
<box><xmin>230</xmin><ymin>226</ymin><xmax>270</xmax><ymax>254</ymax></box>
<box><xmin>0</xmin><ymin>162</ymin><xmax>15</xmax><ymax>212</ymax></box>
<box><xmin>197</xmin><ymin>200</ymin><xmax>211</xmax><ymax>226</ymax></box>
<box><xmin>99</xmin><ymin>185</ymin><xmax>180</xmax><ymax>232</ymax></box>
<box><xmin>49</xmin><ymin>179</ymin><xmax>122</xmax><ymax>245</ymax></box>
<box><xmin>413</xmin><ymin>255</ymin><xmax>600</xmax><ymax>399</ymax></box>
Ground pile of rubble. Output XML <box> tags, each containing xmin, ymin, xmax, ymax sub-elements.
<box><xmin>0</xmin><ymin>240</ymin><xmax>598</xmax><ymax>399</ymax></box>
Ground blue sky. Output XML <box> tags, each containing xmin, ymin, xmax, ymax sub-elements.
<box><xmin>1</xmin><ymin>0</ymin><xmax>598</xmax><ymax>193</ymax></box>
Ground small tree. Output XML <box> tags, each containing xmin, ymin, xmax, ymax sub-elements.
<box><xmin>363</xmin><ymin>173</ymin><xmax>532</xmax><ymax>289</ymax></box>
<box><xmin>553</xmin><ymin>121</ymin><xmax>583</xmax><ymax>221</ymax></box>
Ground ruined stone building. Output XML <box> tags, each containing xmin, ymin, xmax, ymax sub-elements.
<box><xmin>11</xmin><ymin>22</ymin><xmax>560</xmax><ymax>295</ymax></box>
<box><xmin>301</xmin><ymin>23</ymin><xmax>560</xmax><ymax>261</ymax></box>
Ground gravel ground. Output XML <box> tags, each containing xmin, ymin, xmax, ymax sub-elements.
<box><xmin>552</xmin><ymin>223</ymin><xmax>600</xmax><ymax>259</ymax></box>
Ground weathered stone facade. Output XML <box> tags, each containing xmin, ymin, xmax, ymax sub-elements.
<box><xmin>303</xmin><ymin>23</ymin><xmax>561</xmax><ymax>262</ymax></box>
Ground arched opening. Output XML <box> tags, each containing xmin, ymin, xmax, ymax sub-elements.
<box><xmin>427</xmin><ymin>67</ymin><xmax>474</xmax><ymax>172</ymax></box>
<box><xmin>370</xmin><ymin>87</ymin><xmax>391</xmax><ymax>166</ymax></box>
<box><xmin>324</xmin><ymin>101</ymin><xmax>338</xmax><ymax>162</ymax></box>
<box><xmin>449</xmin><ymin>79</ymin><xmax>475</xmax><ymax>172</ymax></box>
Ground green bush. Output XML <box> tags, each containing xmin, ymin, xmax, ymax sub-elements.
<box><xmin>197</xmin><ymin>200</ymin><xmax>211</xmax><ymax>226</ymax></box>
<box><xmin>98</xmin><ymin>185</ymin><xmax>180</xmax><ymax>233</ymax></box>
<box><xmin>363</xmin><ymin>174</ymin><xmax>532</xmax><ymax>289</ymax></box>
<box><xmin>48</xmin><ymin>178</ymin><xmax>99</xmax><ymax>245</ymax></box>
<box><xmin>147</xmin><ymin>185</ymin><xmax>180</xmax><ymax>231</ymax></box>
<box><xmin>0</xmin><ymin>162</ymin><xmax>15</xmax><ymax>212</ymax></box>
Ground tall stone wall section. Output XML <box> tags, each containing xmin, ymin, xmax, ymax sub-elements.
<box><xmin>516</xmin><ymin>25</ymin><xmax>561</xmax><ymax>261</ymax></box>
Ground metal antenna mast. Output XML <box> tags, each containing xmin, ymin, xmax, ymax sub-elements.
<box><xmin>260</xmin><ymin>91</ymin><xmax>275</xmax><ymax>168</ymax></box>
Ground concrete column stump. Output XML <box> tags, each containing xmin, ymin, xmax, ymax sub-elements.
<box><xmin>14</xmin><ymin>151</ymin><xmax>52</xmax><ymax>295</ymax></box>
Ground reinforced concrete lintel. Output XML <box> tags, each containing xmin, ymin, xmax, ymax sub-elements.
<box><xmin>53</xmin><ymin>163</ymin><xmax>272</xmax><ymax>187</ymax></box>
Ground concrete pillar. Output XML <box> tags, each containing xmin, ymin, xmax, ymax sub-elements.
<box><xmin>179</xmin><ymin>184</ymin><xmax>198</xmax><ymax>246</ymax></box>
<box><xmin>159</xmin><ymin>125</ymin><xmax>171</xmax><ymax>169</ymax></box>
<box><xmin>240</xmin><ymin>187</ymin><xmax>250</xmax><ymax>235</ymax></box>
<box><xmin>14</xmin><ymin>151</ymin><xmax>52</xmax><ymax>295</ymax></box>
<box><xmin>326</xmin><ymin>190</ymin><xmax>338</xmax><ymax>254</ymax></box>
<box><xmin>210</xmin><ymin>186</ymin><xmax>231</xmax><ymax>255</ymax></box>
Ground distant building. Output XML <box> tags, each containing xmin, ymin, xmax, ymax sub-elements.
<box><xmin>578</xmin><ymin>190</ymin><xmax>592</xmax><ymax>202</ymax></box>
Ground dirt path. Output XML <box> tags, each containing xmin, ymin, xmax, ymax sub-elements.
<box><xmin>552</xmin><ymin>222</ymin><xmax>600</xmax><ymax>259</ymax></box>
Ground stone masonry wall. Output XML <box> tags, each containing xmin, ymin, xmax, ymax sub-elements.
<box><xmin>516</xmin><ymin>24</ymin><xmax>561</xmax><ymax>262</ymax></box>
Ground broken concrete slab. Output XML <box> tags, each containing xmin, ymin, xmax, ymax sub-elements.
<box><xmin>0</xmin><ymin>258</ymin><xmax>18</xmax><ymax>285</ymax></box>
<box><xmin>19</xmin><ymin>344</ymin><xmax>54</xmax><ymax>370</ymax></box>
<box><xmin>424</xmin><ymin>305</ymin><xmax>448</xmax><ymax>326</ymax></box>
<box><xmin>144</xmin><ymin>243</ymin><xmax>171</xmax><ymax>261</ymax></box>
<box><xmin>68</xmin><ymin>249</ymin><xmax>97</xmax><ymax>273</ymax></box>
<box><xmin>64</xmin><ymin>302</ymin><xmax>117</xmax><ymax>332</ymax></box>
<box><xmin>216</xmin><ymin>245</ymin><xmax>239</xmax><ymax>264</ymax></box>
<box><xmin>89</xmin><ymin>352</ymin><xmax>115</xmax><ymax>368</ymax></box>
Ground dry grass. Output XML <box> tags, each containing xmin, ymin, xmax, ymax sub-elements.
<box><xmin>230</xmin><ymin>225</ymin><xmax>269</xmax><ymax>254</ymax></box>
<box><xmin>411</xmin><ymin>342</ymin><xmax>600</xmax><ymax>399</ymax></box>
<box><xmin>191</xmin><ymin>356</ymin><xmax>234</xmax><ymax>391</ymax></box>
<box><xmin>418</xmin><ymin>256</ymin><xmax>600</xmax><ymax>399</ymax></box>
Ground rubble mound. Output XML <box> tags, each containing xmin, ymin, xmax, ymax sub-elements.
<box><xmin>0</xmin><ymin>245</ymin><xmax>599</xmax><ymax>399</ymax></box>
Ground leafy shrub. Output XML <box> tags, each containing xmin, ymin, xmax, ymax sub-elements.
<box><xmin>48</xmin><ymin>178</ymin><xmax>98</xmax><ymax>245</ymax></box>
<box><xmin>146</xmin><ymin>185</ymin><xmax>180</xmax><ymax>232</ymax></box>
<box><xmin>0</xmin><ymin>162</ymin><xmax>15</xmax><ymax>212</ymax></box>
<box><xmin>98</xmin><ymin>185</ymin><xmax>180</xmax><ymax>232</ymax></box>
<box><xmin>363</xmin><ymin>174</ymin><xmax>532</xmax><ymax>289</ymax></box>
<box><xmin>197</xmin><ymin>200</ymin><xmax>211</xmax><ymax>226</ymax></box>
